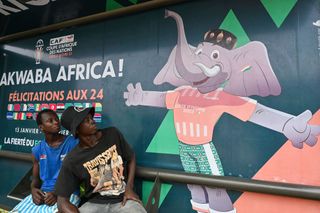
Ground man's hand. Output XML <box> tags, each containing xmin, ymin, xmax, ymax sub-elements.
<box><xmin>31</xmin><ymin>188</ymin><xmax>45</xmax><ymax>205</ymax></box>
<box><xmin>44</xmin><ymin>192</ymin><xmax>57</xmax><ymax>206</ymax></box>
<box><xmin>122</xmin><ymin>187</ymin><xmax>142</xmax><ymax>206</ymax></box>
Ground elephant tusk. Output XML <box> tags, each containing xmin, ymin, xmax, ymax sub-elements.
<box><xmin>194</xmin><ymin>62</ymin><xmax>220</xmax><ymax>77</ymax></box>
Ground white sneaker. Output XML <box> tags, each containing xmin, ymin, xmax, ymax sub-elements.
<box><xmin>190</xmin><ymin>199</ymin><xmax>210</xmax><ymax>213</ymax></box>
<box><xmin>209</xmin><ymin>208</ymin><xmax>236</xmax><ymax>213</ymax></box>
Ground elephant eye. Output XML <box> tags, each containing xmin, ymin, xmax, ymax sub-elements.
<box><xmin>210</xmin><ymin>50</ymin><xmax>219</xmax><ymax>59</ymax></box>
<box><xmin>195</xmin><ymin>48</ymin><xmax>202</xmax><ymax>55</ymax></box>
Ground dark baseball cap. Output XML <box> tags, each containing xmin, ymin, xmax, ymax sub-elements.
<box><xmin>61</xmin><ymin>106</ymin><xmax>95</xmax><ymax>136</ymax></box>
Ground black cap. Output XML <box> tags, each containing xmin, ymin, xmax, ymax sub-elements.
<box><xmin>61</xmin><ymin>106</ymin><xmax>95</xmax><ymax>136</ymax></box>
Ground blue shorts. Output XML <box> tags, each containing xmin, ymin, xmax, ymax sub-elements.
<box><xmin>10</xmin><ymin>193</ymin><xmax>80</xmax><ymax>213</ymax></box>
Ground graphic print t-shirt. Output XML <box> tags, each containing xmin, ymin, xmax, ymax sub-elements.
<box><xmin>55</xmin><ymin>127</ymin><xmax>133</xmax><ymax>204</ymax></box>
<box><xmin>85</xmin><ymin>144</ymin><xmax>126</xmax><ymax>196</ymax></box>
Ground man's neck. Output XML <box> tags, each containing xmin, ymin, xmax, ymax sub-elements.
<box><xmin>45</xmin><ymin>133</ymin><xmax>63</xmax><ymax>147</ymax></box>
<box><xmin>79</xmin><ymin>131</ymin><xmax>101</xmax><ymax>149</ymax></box>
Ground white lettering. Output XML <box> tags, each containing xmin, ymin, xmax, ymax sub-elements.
<box><xmin>67</xmin><ymin>64</ymin><xmax>76</xmax><ymax>81</ymax></box>
<box><xmin>56</xmin><ymin>66</ymin><xmax>67</xmax><ymax>82</ymax></box>
<box><xmin>25</xmin><ymin>70</ymin><xmax>34</xmax><ymax>84</ymax></box>
<box><xmin>25</xmin><ymin>0</ymin><xmax>50</xmax><ymax>6</ymax></box>
<box><xmin>42</xmin><ymin>67</ymin><xmax>52</xmax><ymax>82</ymax></box>
<box><xmin>15</xmin><ymin>70</ymin><xmax>28</xmax><ymax>84</ymax></box>
<box><xmin>1</xmin><ymin>0</ymin><xmax>52</xmax><ymax>16</ymax></box>
<box><xmin>76</xmin><ymin>64</ymin><xmax>85</xmax><ymax>80</ymax></box>
<box><xmin>0</xmin><ymin>0</ymin><xmax>20</xmax><ymax>16</ymax></box>
<box><xmin>0</xmin><ymin>59</ymin><xmax>125</xmax><ymax>86</ymax></box>
<box><xmin>7</xmin><ymin>71</ymin><xmax>15</xmax><ymax>85</ymax></box>
<box><xmin>0</xmin><ymin>72</ymin><xmax>7</xmax><ymax>86</ymax></box>
<box><xmin>7</xmin><ymin>0</ymin><xmax>28</xmax><ymax>10</ymax></box>
<box><xmin>102</xmin><ymin>60</ymin><xmax>116</xmax><ymax>77</ymax></box>
<box><xmin>90</xmin><ymin>61</ymin><xmax>102</xmax><ymax>79</ymax></box>
<box><xmin>35</xmin><ymin>68</ymin><xmax>43</xmax><ymax>83</ymax></box>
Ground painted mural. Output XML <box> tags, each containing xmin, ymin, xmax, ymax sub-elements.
<box><xmin>124</xmin><ymin>9</ymin><xmax>320</xmax><ymax>213</ymax></box>
<box><xmin>0</xmin><ymin>0</ymin><xmax>320</xmax><ymax>212</ymax></box>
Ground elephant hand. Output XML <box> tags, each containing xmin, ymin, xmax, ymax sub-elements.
<box><xmin>123</xmin><ymin>83</ymin><xmax>144</xmax><ymax>106</ymax></box>
<box><xmin>283</xmin><ymin>110</ymin><xmax>320</xmax><ymax>149</ymax></box>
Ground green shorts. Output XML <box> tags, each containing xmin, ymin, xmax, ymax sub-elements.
<box><xmin>179</xmin><ymin>141</ymin><xmax>224</xmax><ymax>176</ymax></box>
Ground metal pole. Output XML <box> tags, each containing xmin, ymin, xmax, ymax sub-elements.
<box><xmin>0</xmin><ymin>150</ymin><xmax>32</xmax><ymax>162</ymax></box>
<box><xmin>1</xmin><ymin>150</ymin><xmax>320</xmax><ymax>201</ymax></box>
<box><xmin>135</xmin><ymin>166</ymin><xmax>320</xmax><ymax>201</ymax></box>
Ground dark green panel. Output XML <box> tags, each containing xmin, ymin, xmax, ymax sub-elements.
<box><xmin>0</xmin><ymin>159</ymin><xmax>31</xmax><ymax>208</ymax></box>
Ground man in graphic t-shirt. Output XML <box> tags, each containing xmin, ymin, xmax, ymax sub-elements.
<box><xmin>55</xmin><ymin>106</ymin><xmax>146</xmax><ymax>213</ymax></box>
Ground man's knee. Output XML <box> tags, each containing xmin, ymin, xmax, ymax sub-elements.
<box><xmin>79</xmin><ymin>202</ymin><xmax>105</xmax><ymax>213</ymax></box>
<box><xmin>121</xmin><ymin>200</ymin><xmax>146</xmax><ymax>213</ymax></box>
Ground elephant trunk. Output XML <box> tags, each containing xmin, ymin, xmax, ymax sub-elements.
<box><xmin>165</xmin><ymin>10</ymin><xmax>200</xmax><ymax>81</ymax></box>
<box><xmin>165</xmin><ymin>10</ymin><xmax>192</xmax><ymax>56</ymax></box>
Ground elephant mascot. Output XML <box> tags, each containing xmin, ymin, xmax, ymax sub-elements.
<box><xmin>124</xmin><ymin>10</ymin><xmax>320</xmax><ymax>213</ymax></box>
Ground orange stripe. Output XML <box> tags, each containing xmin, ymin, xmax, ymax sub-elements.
<box><xmin>235</xmin><ymin>109</ymin><xmax>320</xmax><ymax>212</ymax></box>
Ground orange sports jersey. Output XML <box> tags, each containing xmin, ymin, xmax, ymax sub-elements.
<box><xmin>166</xmin><ymin>86</ymin><xmax>257</xmax><ymax>145</ymax></box>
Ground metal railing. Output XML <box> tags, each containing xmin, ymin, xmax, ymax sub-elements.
<box><xmin>1</xmin><ymin>150</ymin><xmax>320</xmax><ymax>212</ymax></box>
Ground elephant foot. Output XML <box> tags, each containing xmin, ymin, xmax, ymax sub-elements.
<box><xmin>188</xmin><ymin>184</ymin><xmax>208</xmax><ymax>204</ymax></box>
<box><xmin>206</xmin><ymin>187</ymin><xmax>234</xmax><ymax>211</ymax></box>
<box><xmin>190</xmin><ymin>199</ymin><xmax>209</xmax><ymax>213</ymax></box>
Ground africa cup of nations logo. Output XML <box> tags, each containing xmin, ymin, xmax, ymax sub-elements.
<box><xmin>35</xmin><ymin>39</ymin><xmax>44</xmax><ymax>64</ymax></box>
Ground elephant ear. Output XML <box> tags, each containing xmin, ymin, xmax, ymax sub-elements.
<box><xmin>153</xmin><ymin>45</ymin><xmax>190</xmax><ymax>86</ymax></box>
<box><xmin>224</xmin><ymin>41</ymin><xmax>281</xmax><ymax>97</ymax></box>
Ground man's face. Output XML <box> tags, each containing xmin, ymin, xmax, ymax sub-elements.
<box><xmin>77</xmin><ymin>114</ymin><xmax>97</xmax><ymax>136</ymax></box>
<box><xmin>39</xmin><ymin>112</ymin><xmax>60</xmax><ymax>134</ymax></box>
